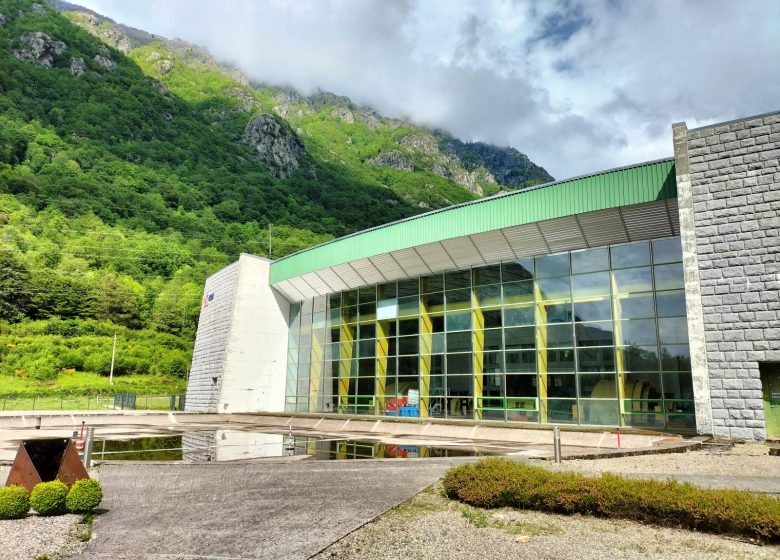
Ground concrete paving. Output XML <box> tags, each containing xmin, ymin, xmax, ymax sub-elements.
<box><xmin>70</xmin><ymin>458</ymin><xmax>467</xmax><ymax>560</ymax></box>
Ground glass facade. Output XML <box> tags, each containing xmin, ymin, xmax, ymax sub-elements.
<box><xmin>285</xmin><ymin>236</ymin><xmax>694</xmax><ymax>431</ymax></box>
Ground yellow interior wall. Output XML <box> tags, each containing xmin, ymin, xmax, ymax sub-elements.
<box><xmin>375</xmin><ymin>320</ymin><xmax>389</xmax><ymax>415</ymax></box>
<box><xmin>472</xmin><ymin>292</ymin><xmax>485</xmax><ymax>420</ymax></box>
<box><xmin>308</xmin><ymin>329</ymin><xmax>324</xmax><ymax>413</ymax></box>
<box><xmin>419</xmin><ymin>300</ymin><xmax>432</xmax><ymax>418</ymax></box>
<box><xmin>611</xmin><ymin>273</ymin><xmax>626</xmax><ymax>424</ymax></box>
<box><xmin>535</xmin><ymin>283</ymin><xmax>548</xmax><ymax>423</ymax></box>
<box><xmin>338</xmin><ymin>322</ymin><xmax>354</xmax><ymax>413</ymax></box>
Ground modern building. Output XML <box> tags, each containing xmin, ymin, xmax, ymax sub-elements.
<box><xmin>185</xmin><ymin>111</ymin><xmax>780</xmax><ymax>440</ymax></box>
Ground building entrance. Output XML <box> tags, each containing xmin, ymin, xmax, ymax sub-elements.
<box><xmin>759</xmin><ymin>362</ymin><xmax>780</xmax><ymax>439</ymax></box>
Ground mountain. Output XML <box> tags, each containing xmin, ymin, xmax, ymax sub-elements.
<box><xmin>62</xmin><ymin>4</ymin><xmax>553</xmax><ymax>200</ymax></box>
<box><xmin>0</xmin><ymin>0</ymin><xmax>553</xmax><ymax>397</ymax></box>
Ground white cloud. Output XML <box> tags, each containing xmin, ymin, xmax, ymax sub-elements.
<box><xmin>75</xmin><ymin>0</ymin><xmax>780</xmax><ymax>179</ymax></box>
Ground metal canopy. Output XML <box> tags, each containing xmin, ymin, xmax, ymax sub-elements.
<box><xmin>272</xmin><ymin>198</ymin><xmax>680</xmax><ymax>302</ymax></box>
<box><xmin>271</xmin><ymin>158</ymin><xmax>676</xmax><ymax>286</ymax></box>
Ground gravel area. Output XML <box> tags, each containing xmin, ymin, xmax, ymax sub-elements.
<box><xmin>0</xmin><ymin>514</ymin><xmax>87</xmax><ymax>560</ymax></box>
<box><xmin>547</xmin><ymin>443</ymin><xmax>778</xmax><ymax>478</ymax></box>
<box><xmin>314</xmin><ymin>484</ymin><xmax>780</xmax><ymax>560</ymax></box>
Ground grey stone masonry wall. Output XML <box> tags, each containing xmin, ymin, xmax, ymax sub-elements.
<box><xmin>687</xmin><ymin>111</ymin><xmax>780</xmax><ymax>440</ymax></box>
<box><xmin>184</xmin><ymin>262</ymin><xmax>239</xmax><ymax>412</ymax></box>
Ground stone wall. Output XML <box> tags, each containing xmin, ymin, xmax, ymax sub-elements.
<box><xmin>683</xmin><ymin>111</ymin><xmax>780</xmax><ymax>439</ymax></box>
<box><xmin>184</xmin><ymin>262</ymin><xmax>240</xmax><ymax>412</ymax></box>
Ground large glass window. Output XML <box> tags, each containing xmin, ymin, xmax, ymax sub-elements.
<box><xmin>284</xmin><ymin>236</ymin><xmax>693</xmax><ymax>431</ymax></box>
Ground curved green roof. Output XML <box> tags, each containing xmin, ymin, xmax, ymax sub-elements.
<box><xmin>270</xmin><ymin>158</ymin><xmax>676</xmax><ymax>284</ymax></box>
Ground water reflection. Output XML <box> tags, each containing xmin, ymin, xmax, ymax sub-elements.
<box><xmin>93</xmin><ymin>431</ymin><xmax>489</xmax><ymax>462</ymax></box>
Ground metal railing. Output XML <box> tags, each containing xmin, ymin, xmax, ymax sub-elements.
<box><xmin>0</xmin><ymin>394</ymin><xmax>186</xmax><ymax>412</ymax></box>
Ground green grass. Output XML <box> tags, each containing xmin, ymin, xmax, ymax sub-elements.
<box><xmin>0</xmin><ymin>391</ymin><xmax>183</xmax><ymax>411</ymax></box>
<box><xmin>459</xmin><ymin>503</ymin><xmax>561</xmax><ymax>535</ymax></box>
<box><xmin>460</xmin><ymin>505</ymin><xmax>489</xmax><ymax>527</ymax></box>
<box><xmin>75</xmin><ymin>513</ymin><xmax>95</xmax><ymax>542</ymax></box>
<box><xmin>0</xmin><ymin>371</ymin><xmax>186</xmax><ymax>399</ymax></box>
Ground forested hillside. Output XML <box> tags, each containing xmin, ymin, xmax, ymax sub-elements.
<box><xmin>0</xmin><ymin>0</ymin><xmax>553</xmax><ymax>397</ymax></box>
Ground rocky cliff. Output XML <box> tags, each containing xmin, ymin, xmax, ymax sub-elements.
<box><xmin>435</xmin><ymin>131</ymin><xmax>554</xmax><ymax>188</ymax></box>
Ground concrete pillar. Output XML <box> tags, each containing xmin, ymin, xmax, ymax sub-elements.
<box><xmin>672</xmin><ymin>122</ymin><xmax>713</xmax><ymax>436</ymax></box>
<box><xmin>217</xmin><ymin>254</ymin><xmax>290</xmax><ymax>413</ymax></box>
<box><xmin>186</xmin><ymin>254</ymin><xmax>290</xmax><ymax>414</ymax></box>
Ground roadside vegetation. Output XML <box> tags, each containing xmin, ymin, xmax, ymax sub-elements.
<box><xmin>0</xmin><ymin>318</ymin><xmax>188</xmax><ymax>397</ymax></box>
<box><xmin>442</xmin><ymin>458</ymin><xmax>780</xmax><ymax>543</ymax></box>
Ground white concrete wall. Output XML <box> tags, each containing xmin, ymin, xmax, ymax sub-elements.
<box><xmin>217</xmin><ymin>254</ymin><xmax>290</xmax><ymax>413</ymax></box>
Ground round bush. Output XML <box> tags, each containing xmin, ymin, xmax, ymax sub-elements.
<box><xmin>0</xmin><ymin>485</ymin><xmax>30</xmax><ymax>520</ymax></box>
<box><xmin>30</xmin><ymin>481</ymin><xmax>68</xmax><ymax>516</ymax></box>
<box><xmin>66</xmin><ymin>479</ymin><xmax>103</xmax><ymax>513</ymax></box>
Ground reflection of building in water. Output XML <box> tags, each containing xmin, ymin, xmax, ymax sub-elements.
<box><xmin>183</xmin><ymin>431</ymin><xmax>216</xmax><ymax>462</ymax></box>
<box><xmin>183</xmin><ymin>431</ymin><xmax>284</xmax><ymax>461</ymax></box>
<box><xmin>186</xmin><ymin>111</ymin><xmax>780</xmax><ymax>441</ymax></box>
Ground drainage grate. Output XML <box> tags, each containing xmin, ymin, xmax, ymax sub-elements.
<box><xmin>700</xmin><ymin>441</ymin><xmax>734</xmax><ymax>453</ymax></box>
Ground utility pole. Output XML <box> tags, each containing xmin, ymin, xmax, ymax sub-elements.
<box><xmin>109</xmin><ymin>333</ymin><xmax>117</xmax><ymax>385</ymax></box>
<box><xmin>268</xmin><ymin>222</ymin><xmax>273</xmax><ymax>259</ymax></box>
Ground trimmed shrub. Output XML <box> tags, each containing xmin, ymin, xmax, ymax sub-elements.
<box><xmin>0</xmin><ymin>485</ymin><xmax>30</xmax><ymax>519</ymax></box>
<box><xmin>66</xmin><ymin>479</ymin><xmax>103</xmax><ymax>513</ymax></box>
<box><xmin>442</xmin><ymin>458</ymin><xmax>780</xmax><ymax>543</ymax></box>
<box><xmin>30</xmin><ymin>481</ymin><xmax>68</xmax><ymax>516</ymax></box>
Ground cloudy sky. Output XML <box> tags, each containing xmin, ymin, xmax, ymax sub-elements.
<box><xmin>76</xmin><ymin>0</ymin><xmax>779</xmax><ymax>179</ymax></box>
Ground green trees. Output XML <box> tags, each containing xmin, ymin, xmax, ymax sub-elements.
<box><xmin>0</xmin><ymin>252</ymin><xmax>32</xmax><ymax>322</ymax></box>
<box><xmin>0</xmin><ymin>0</ymin><xmax>527</xmax><ymax>396</ymax></box>
<box><xmin>151</xmin><ymin>269</ymin><xmax>202</xmax><ymax>338</ymax></box>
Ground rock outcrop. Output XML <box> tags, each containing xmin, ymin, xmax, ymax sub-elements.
<box><xmin>155</xmin><ymin>59</ymin><xmax>173</xmax><ymax>73</ymax></box>
<box><xmin>241</xmin><ymin>114</ymin><xmax>307</xmax><ymax>179</ymax></box>
<box><xmin>330</xmin><ymin>107</ymin><xmax>354</xmax><ymax>124</ymax></box>
<box><xmin>356</xmin><ymin>108</ymin><xmax>381</xmax><ymax>129</ymax></box>
<box><xmin>93</xmin><ymin>54</ymin><xmax>116</xmax><ymax>70</ymax></box>
<box><xmin>271</xmin><ymin>88</ymin><xmax>313</xmax><ymax>119</ymax></box>
<box><xmin>0</xmin><ymin>12</ymin><xmax>7</xmax><ymax>26</ymax></box>
<box><xmin>369</xmin><ymin>151</ymin><xmax>414</xmax><ymax>172</ymax></box>
<box><xmin>397</xmin><ymin>133</ymin><xmax>495</xmax><ymax>195</ymax></box>
<box><xmin>69</xmin><ymin>56</ymin><xmax>85</xmax><ymax>76</ymax></box>
<box><xmin>229</xmin><ymin>87</ymin><xmax>256</xmax><ymax>113</ymax></box>
<box><xmin>13</xmin><ymin>31</ymin><xmax>66</xmax><ymax>68</ymax></box>
<box><xmin>431</xmin><ymin>163</ymin><xmax>494</xmax><ymax>196</ymax></box>
<box><xmin>435</xmin><ymin>132</ymin><xmax>554</xmax><ymax>188</ymax></box>
<box><xmin>63</xmin><ymin>9</ymin><xmax>154</xmax><ymax>54</ymax></box>
<box><xmin>399</xmin><ymin>134</ymin><xmax>438</xmax><ymax>155</ymax></box>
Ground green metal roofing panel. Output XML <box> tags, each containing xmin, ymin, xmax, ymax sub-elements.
<box><xmin>270</xmin><ymin>159</ymin><xmax>676</xmax><ymax>284</ymax></box>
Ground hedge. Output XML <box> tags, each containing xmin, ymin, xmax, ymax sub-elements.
<box><xmin>442</xmin><ymin>458</ymin><xmax>780</xmax><ymax>543</ymax></box>
<box><xmin>0</xmin><ymin>485</ymin><xmax>30</xmax><ymax>519</ymax></box>
<box><xmin>66</xmin><ymin>479</ymin><xmax>103</xmax><ymax>513</ymax></box>
<box><xmin>30</xmin><ymin>481</ymin><xmax>68</xmax><ymax>516</ymax></box>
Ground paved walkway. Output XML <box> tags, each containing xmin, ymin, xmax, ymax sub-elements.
<box><xmin>71</xmin><ymin>458</ymin><xmax>467</xmax><ymax>560</ymax></box>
